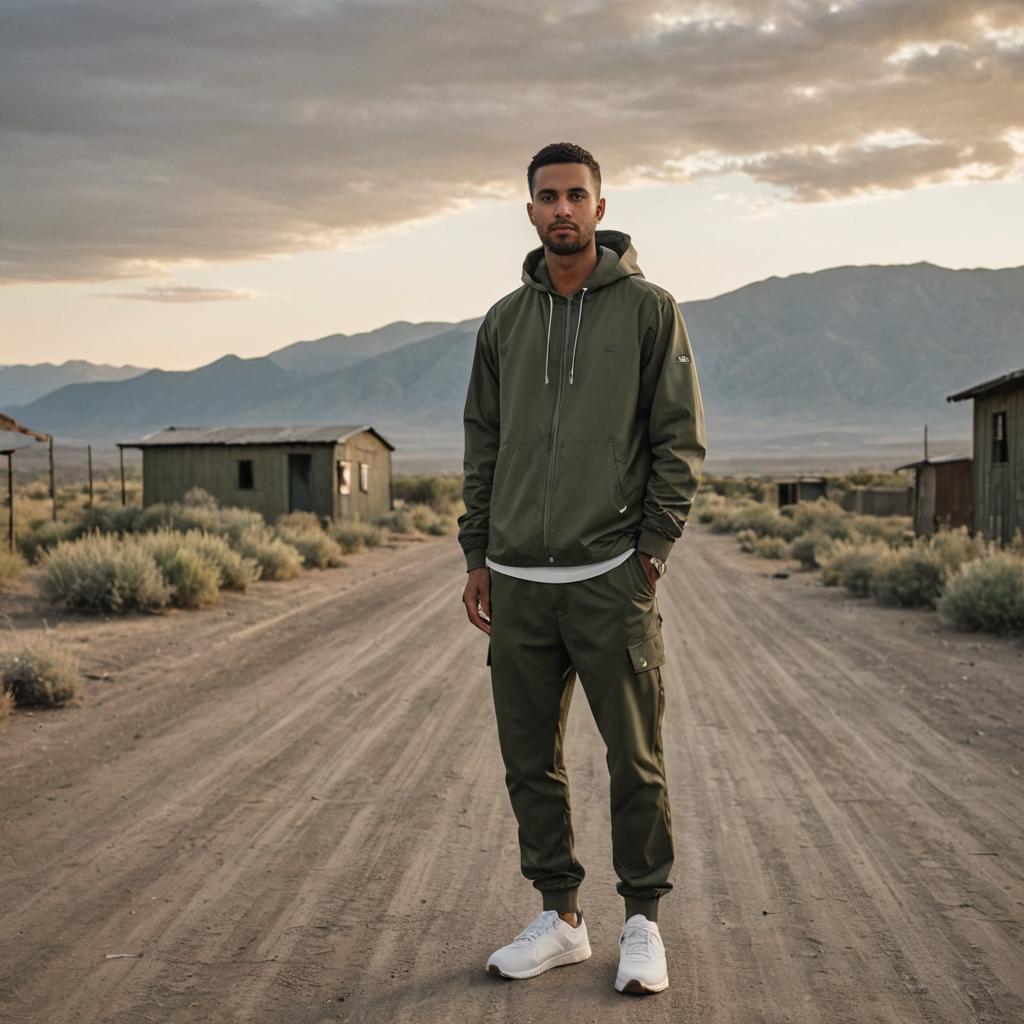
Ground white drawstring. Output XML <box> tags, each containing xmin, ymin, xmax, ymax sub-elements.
<box><xmin>568</xmin><ymin>287</ymin><xmax>588</xmax><ymax>384</ymax></box>
<box><xmin>544</xmin><ymin>292</ymin><xmax>554</xmax><ymax>385</ymax></box>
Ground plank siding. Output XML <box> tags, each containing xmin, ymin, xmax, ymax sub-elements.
<box><xmin>972</xmin><ymin>388</ymin><xmax>1024</xmax><ymax>545</ymax></box>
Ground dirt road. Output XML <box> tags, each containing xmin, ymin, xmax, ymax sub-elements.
<box><xmin>1</xmin><ymin>528</ymin><xmax>1022</xmax><ymax>1023</ymax></box>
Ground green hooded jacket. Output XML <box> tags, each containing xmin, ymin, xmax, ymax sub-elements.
<box><xmin>458</xmin><ymin>228</ymin><xmax>706</xmax><ymax>572</ymax></box>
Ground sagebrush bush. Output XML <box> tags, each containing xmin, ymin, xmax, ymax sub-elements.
<box><xmin>275</xmin><ymin>524</ymin><xmax>345</xmax><ymax>568</ymax></box>
<box><xmin>871</xmin><ymin>545</ymin><xmax>946</xmax><ymax>608</ymax></box>
<box><xmin>392</xmin><ymin>474</ymin><xmax>463</xmax><ymax>512</ymax></box>
<box><xmin>789</xmin><ymin>529</ymin><xmax>836</xmax><ymax>570</ymax></box>
<box><xmin>786</xmin><ymin>499</ymin><xmax>855</xmax><ymax>541</ymax></box>
<box><xmin>329</xmin><ymin>520</ymin><xmax>385</xmax><ymax>553</ymax></box>
<box><xmin>852</xmin><ymin>515</ymin><xmax>914</xmax><ymax>547</ymax></box>
<box><xmin>736</xmin><ymin>528</ymin><xmax>758</xmax><ymax>553</ymax></box>
<box><xmin>928</xmin><ymin>526</ymin><xmax>987</xmax><ymax>575</ymax></box>
<box><xmin>134</xmin><ymin>530</ymin><xmax>222</xmax><ymax>608</ymax></box>
<box><xmin>938</xmin><ymin>554</ymin><xmax>1024</xmax><ymax>635</ymax></box>
<box><xmin>754</xmin><ymin>536</ymin><xmax>789</xmax><ymax>559</ymax></box>
<box><xmin>236</xmin><ymin>526</ymin><xmax>304</xmax><ymax>580</ymax></box>
<box><xmin>375</xmin><ymin>508</ymin><xmax>414</xmax><ymax>534</ymax></box>
<box><xmin>820</xmin><ymin>539</ymin><xmax>889</xmax><ymax>595</ymax></box>
<box><xmin>0</xmin><ymin>637</ymin><xmax>81</xmax><ymax>707</ymax></box>
<box><xmin>17</xmin><ymin>519</ymin><xmax>83</xmax><ymax>562</ymax></box>
<box><xmin>275</xmin><ymin>510</ymin><xmax>324</xmax><ymax>532</ymax></box>
<box><xmin>0</xmin><ymin>548</ymin><xmax>28</xmax><ymax>588</ymax></box>
<box><xmin>40</xmin><ymin>532</ymin><xmax>172</xmax><ymax>612</ymax></box>
<box><xmin>183</xmin><ymin>531</ymin><xmax>260</xmax><ymax>590</ymax></box>
<box><xmin>406</xmin><ymin>503</ymin><xmax>450</xmax><ymax>535</ymax></box>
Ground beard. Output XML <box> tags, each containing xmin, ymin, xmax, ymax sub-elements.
<box><xmin>539</xmin><ymin>221</ymin><xmax>594</xmax><ymax>256</ymax></box>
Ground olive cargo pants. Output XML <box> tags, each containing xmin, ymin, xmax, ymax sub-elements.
<box><xmin>486</xmin><ymin>551</ymin><xmax>674</xmax><ymax>922</ymax></box>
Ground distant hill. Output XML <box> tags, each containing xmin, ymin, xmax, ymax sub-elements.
<box><xmin>0</xmin><ymin>359</ymin><xmax>148</xmax><ymax>406</ymax></box>
<box><xmin>5</xmin><ymin>262</ymin><xmax>1021</xmax><ymax>462</ymax></box>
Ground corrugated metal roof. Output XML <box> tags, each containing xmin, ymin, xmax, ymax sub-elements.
<box><xmin>118</xmin><ymin>424</ymin><xmax>395</xmax><ymax>450</ymax></box>
<box><xmin>894</xmin><ymin>454</ymin><xmax>972</xmax><ymax>471</ymax></box>
<box><xmin>947</xmin><ymin>367</ymin><xmax>1024</xmax><ymax>402</ymax></box>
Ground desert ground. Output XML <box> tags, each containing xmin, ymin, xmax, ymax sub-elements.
<box><xmin>1</xmin><ymin>525</ymin><xmax>1021</xmax><ymax>1023</ymax></box>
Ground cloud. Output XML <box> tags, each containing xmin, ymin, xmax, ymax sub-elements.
<box><xmin>1</xmin><ymin>0</ymin><xmax>1021</xmax><ymax>283</ymax></box>
<box><xmin>95</xmin><ymin>284</ymin><xmax>257</xmax><ymax>303</ymax></box>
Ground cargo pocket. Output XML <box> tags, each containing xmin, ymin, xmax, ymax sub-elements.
<box><xmin>627</xmin><ymin>632</ymin><xmax>666</xmax><ymax>674</ymax></box>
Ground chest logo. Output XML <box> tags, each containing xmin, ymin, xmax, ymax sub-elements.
<box><xmin>676</xmin><ymin>354</ymin><xmax>691</xmax><ymax>364</ymax></box>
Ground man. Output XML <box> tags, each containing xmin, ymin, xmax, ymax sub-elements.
<box><xmin>458</xmin><ymin>141</ymin><xmax>706</xmax><ymax>995</ymax></box>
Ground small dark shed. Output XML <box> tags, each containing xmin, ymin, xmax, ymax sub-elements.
<box><xmin>894</xmin><ymin>456</ymin><xmax>973</xmax><ymax>537</ymax></box>
<box><xmin>118</xmin><ymin>424</ymin><xmax>395</xmax><ymax>523</ymax></box>
<box><xmin>775</xmin><ymin>477</ymin><xmax>828</xmax><ymax>508</ymax></box>
<box><xmin>947</xmin><ymin>368</ymin><xmax>1024</xmax><ymax>545</ymax></box>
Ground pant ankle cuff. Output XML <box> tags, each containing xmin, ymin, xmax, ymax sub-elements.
<box><xmin>541</xmin><ymin>888</ymin><xmax>580</xmax><ymax>914</ymax></box>
<box><xmin>624</xmin><ymin>896</ymin><xmax>661</xmax><ymax>921</ymax></box>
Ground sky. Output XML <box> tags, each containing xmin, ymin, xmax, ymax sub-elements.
<box><xmin>1</xmin><ymin>0</ymin><xmax>1022</xmax><ymax>371</ymax></box>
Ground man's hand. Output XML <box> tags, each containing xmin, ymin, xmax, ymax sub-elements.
<box><xmin>463</xmin><ymin>567</ymin><xmax>492</xmax><ymax>634</ymax></box>
<box><xmin>637</xmin><ymin>551</ymin><xmax>658</xmax><ymax>591</ymax></box>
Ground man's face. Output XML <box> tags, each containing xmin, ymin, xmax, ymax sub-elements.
<box><xmin>527</xmin><ymin>163</ymin><xmax>605</xmax><ymax>256</ymax></box>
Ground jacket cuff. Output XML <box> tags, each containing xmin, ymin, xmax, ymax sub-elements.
<box><xmin>464</xmin><ymin>548</ymin><xmax>487</xmax><ymax>572</ymax></box>
<box><xmin>637</xmin><ymin>528</ymin><xmax>680</xmax><ymax>563</ymax></box>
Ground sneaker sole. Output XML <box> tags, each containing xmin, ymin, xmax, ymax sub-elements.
<box><xmin>614</xmin><ymin>973</ymin><xmax>669</xmax><ymax>994</ymax></box>
<box><xmin>486</xmin><ymin>944</ymin><xmax>592</xmax><ymax>980</ymax></box>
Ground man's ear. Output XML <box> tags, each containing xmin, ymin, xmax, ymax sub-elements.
<box><xmin>526</xmin><ymin>200</ymin><xmax>536</xmax><ymax>225</ymax></box>
<box><xmin>596</xmin><ymin>197</ymin><xmax>606</xmax><ymax>221</ymax></box>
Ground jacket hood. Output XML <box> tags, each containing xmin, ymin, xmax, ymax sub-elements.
<box><xmin>521</xmin><ymin>229</ymin><xmax>643</xmax><ymax>294</ymax></box>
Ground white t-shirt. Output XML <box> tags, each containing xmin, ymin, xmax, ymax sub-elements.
<box><xmin>485</xmin><ymin>547</ymin><xmax>635</xmax><ymax>583</ymax></box>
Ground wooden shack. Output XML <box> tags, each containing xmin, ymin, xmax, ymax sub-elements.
<box><xmin>840</xmin><ymin>486</ymin><xmax>914</xmax><ymax>518</ymax></box>
<box><xmin>894</xmin><ymin>456</ymin><xmax>973</xmax><ymax>537</ymax></box>
<box><xmin>774</xmin><ymin>477</ymin><xmax>828</xmax><ymax>508</ymax></box>
<box><xmin>117</xmin><ymin>424</ymin><xmax>395</xmax><ymax>523</ymax></box>
<box><xmin>947</xmin><ymin>368</ymin><xmax>1024</xmax><ymax>545</ymax></box>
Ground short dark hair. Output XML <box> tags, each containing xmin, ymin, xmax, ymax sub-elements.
<box><xmin>527</xmin><ymin>142</ymin><xmax>601</xmax><ymax>198</ymax></box>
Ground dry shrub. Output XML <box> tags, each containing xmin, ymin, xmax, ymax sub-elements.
<box><xmin>134</xmin><ymin>530</ymin><xmax>223</xmax><ymax>609</ymax></box>
<box><xmin>789</xmin><ymin>529</ymin><xmax>836</xmax><ymax>570</ymax></box>
<box><xmin>276</xmin><ymin>526</ymin><xmax>344</xmax><ymax>568</ymax></box>
<box><xmin>0</xmin><ymin>636</ymin><xmax>81</xmax><ymax>707</ymax></box>
<box><xmin>17</xmin><ymin>519</ymin><xmax>83</xmax><ymax>562</ymax></box>
<box><xmin>852</xmin><ymin>515</ymin><xmax>914</xmax><ymax>547</ymax></box>
<box><xmin>407</xmin><ymin>503</ymin><xmax>450</xmax><ymax>535</ymax></box>
<box><xmin>871</xmin><ymin>546</ymin><xmax>946</xmax><ymax>608</ymax></box>
<box><xmin>820</xmin><ymin>540</ymin><xmax>889</xmax><ymax>595</ymax></box>
<box><xmin>40</xmin><ymin>532</ymin><xmax>172</xmax><ymax>612</ymax></box>
<box><xmin>1</xmin><ymin>548</ymin><xmax>28</xmax><ymax>588</ymax></box>
<box><xmin>736</xmin><ymin>528</ymin><xmax>758</xmax><ymax>553</ymax></box>
<box><xmin>938</xmin><ymin>554</ymin><xmax>1024</xmax><ymax>635</ymax></box>
<box><xmin>237</xmin><ymin>526</ymin><xmax>303</xmax><ymax>580</ymax></box>
<box><xmin>184</xmin><ymin>531</ymin><xmax>261</xmax><ymax>590</ymax></box>
<box><xmin>786</xmin><ymin>499</ymin><xmax>854</xmax><ymax>540</ymax></box>
<box><xmin>754</xmin><ymin>536</ymin><xmax>789</xmax><ymax>559</ymax></box>
<box><xmin>329</xmin><ymin>520</ymin><xmax>384</xmax><ymax>553</ymax></box>
<box><xmin>375</xmin><ymin>508</ymin><xmax>414</xmax><ymax>534</ymax></box>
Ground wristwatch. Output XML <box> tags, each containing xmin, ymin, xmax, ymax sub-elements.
<box><xmin>649</xmin><ymin>555</ymin><xmax>667</xmax><ymax>578</ymax></box>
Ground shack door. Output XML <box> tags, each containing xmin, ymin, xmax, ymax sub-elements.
<box><xmin>288</xmin><ymin>453</ymin><xmax>313</xmax><ymax>512</ymax></box>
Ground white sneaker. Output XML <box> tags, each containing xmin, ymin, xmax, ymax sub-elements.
<box><xmin>614</xmin><ymin>914</ymin><xmax>669</xmax><ymax>994</ymax></box>
<box><xmin>486</xmin><ymin>909</ymin><xmax>592</xmax><ymax>979</ymax></box>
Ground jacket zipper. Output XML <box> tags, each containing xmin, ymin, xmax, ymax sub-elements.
<box><xmin>542</xmin><ymin>290</ymin><xmax>575</xmax><ymax>561</ymax></box>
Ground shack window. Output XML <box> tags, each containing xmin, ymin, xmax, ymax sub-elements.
<box><xmin>238</xmin><ymin>459</ymin><xmax>254</xmax><ymax>489</ymax></box>
<box><xmin>338</xmin><ymin>460</ymin><xmax>352</xmax><ymax>495</ymax></box>
<box><xmin>992</xmin><ymin>411</ymin><xmax>1008</xmax><ymax>464</ymax></box>
<box><xmin>359</xmin><ymin>462</ymin><xmax>369</xmax><ymax>492</ymax></box>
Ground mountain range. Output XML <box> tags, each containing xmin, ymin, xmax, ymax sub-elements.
<box><xmin>4</xmin><ymin>262</ymin><xmax>1021</xmax><ymax>464</ymax></box>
